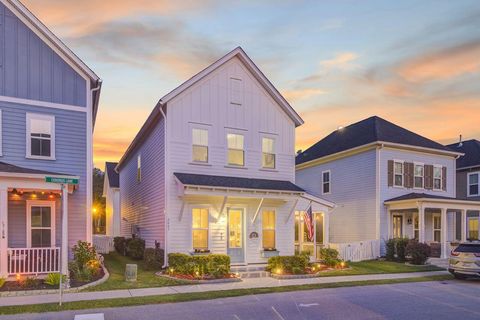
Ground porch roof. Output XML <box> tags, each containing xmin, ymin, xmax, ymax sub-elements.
<box><xmin>0</xmin><ymin>161</ymin><xmax>76</xmax><ymax>179</ymax></box>
<box><xmin>384</xmin><ymin>192</ymin><xmax>480</xmax><ymax>209</ymax></box>
<box><xmin>174</xmin><ymin>172</ymin><xmax>304</xmax><ymax>193</ymax></box>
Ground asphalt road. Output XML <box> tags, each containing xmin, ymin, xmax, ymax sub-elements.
<box><xmin>2</xmin><ymin>279</ymin><xmax>480</xmax><ymax>320</ymax></box>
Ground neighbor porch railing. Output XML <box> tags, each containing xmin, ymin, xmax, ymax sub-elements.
<box><xmin>329</xmin><ymin>240</ymin><xmax>381</xmax><ymax>262</ymax></box>
<box><xmin>7</xmin><ymin>247</ymin><xmax>60</xmax><ymax>275</ymax></box>
<box><xmin>92</xmin><ymin>235</ymin><xmax>115</xmax><ymax>254</ymax></box>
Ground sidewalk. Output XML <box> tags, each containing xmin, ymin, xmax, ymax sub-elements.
<box><xmin>0</xmin><ymin>270</ymin><xmax>448</xmax><ymax>307</ymax></box>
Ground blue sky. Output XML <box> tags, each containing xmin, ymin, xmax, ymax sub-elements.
<box><xmin>24</xmin><ymin>0</ymin><xmax>480</xmax><ymax>167</ymax></box>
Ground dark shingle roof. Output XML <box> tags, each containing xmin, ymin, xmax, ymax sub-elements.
<box><xmin>385</xmin><ymin>192</ymin><xmax>479</xmax><ymax>203</ymax></box>
<box><xmin>105</xmin><ymin>162</ymin><xmax>119</xmax><ymax>188</ymax></box>
<box><xmin>174</xmin><ymin>172</ymin><xmax>304</xmax><ymax>192</ymax></box>
<box><xmin>296</xmin><ymin>116</ymin><xmax>455</xmax><ymax>165</ymax></box>
<box><xmin>0</xmin><ymin>161</ymin><xmax>73</xmax><ymax>176</ymax></box>
<box><xmin>447</xmin><ymin>139</ymin><xmax>480</xmax><ymax>170</ymax></box>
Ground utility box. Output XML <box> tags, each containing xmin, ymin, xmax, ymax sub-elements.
<box><xmin>125</xmin><ymin>264</ymin><xmax>138</xmax><ymax>282</ymax></box>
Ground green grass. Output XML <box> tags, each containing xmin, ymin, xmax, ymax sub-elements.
<box><xmin>87</xmin><ymin>252</ymin><xmax>187</xmax><ymax>291</ymax></box>
<box><xmin>0</xmin><ymin>274</ymin><xmax>453</xmax><ymax>316</ymax></box>
<box><xmin>317</xmin><ymin>260</ymin><xmax>444</xmax><ymax>277</ymax></box>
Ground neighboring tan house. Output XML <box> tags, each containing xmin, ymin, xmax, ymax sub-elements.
<box><xmin>103</xmin><ymin>162</ymin><xmax>120</xmax><ymax>237</ymax></box>
<box><xmin>0</xmin><ymin>0</ymin><xmax>101</xmax><ymax>277</ymax></box>
<box><xmin>116</xmin><ymin>47</ymin><xmax>334</xmax><ymax>266</ymax></box>
<box><xmin>447</xmin><ymin>139</ymin><xmax>480</xmax><ymax>240</ymax></box>
<box><xmin>295</xmin><ymin>116</ymin><xmax>480</xmax><ymax>260</ymax></box>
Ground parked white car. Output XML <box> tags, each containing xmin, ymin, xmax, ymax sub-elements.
<box><xmin>448</xmin><ymin>242</ymin><xmax>480</xmax><ymax>279</ymax></box>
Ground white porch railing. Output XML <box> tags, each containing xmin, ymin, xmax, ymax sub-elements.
<box><xmin>7</xmin><ymin>247</ymin><xmax>60</xmax><ymax>275</ymax></box>
<box><xmin>330</xmin><ymin>240</ymin><xmax>381</xmax><ymax>262</ymax></box>
<box><xmin>93</xmin><ymin>235</ymin><xmax>114</xmax><ymax>254</ymax></box>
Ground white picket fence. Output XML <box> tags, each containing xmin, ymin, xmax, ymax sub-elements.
<box><xmin>329</xmin><ymin>240</ymin><xmax>381</xmax><ymax>262</ymax></box>
<box><xmin>93</xmin><ymin>235</ymin><xmax>115</xmax><ymax>254</ymax></box>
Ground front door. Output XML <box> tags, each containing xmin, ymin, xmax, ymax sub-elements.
<box><xmin>392</xmin><ymin>215</ymin><xmax>403</xmax><ymax>238</ymax></box>
<box><xmin>227</xmin><ymin>208</ymin><xmax>244</xmax><ymax>263</ymax></box>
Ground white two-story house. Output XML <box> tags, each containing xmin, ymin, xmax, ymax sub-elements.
<box><xmin>0</xmin><ymin>0</ymin><xmax>101</xmax><ymax>278</ymax></box>
<box><xmin>116</xmin><ymin>47</ymin><xmax>333</xmax><ymax>266</ymax></box>
<box><xmin>296</xmin><ymin>116</ymin><xmax>480</xmax><ymax>260</ymax></box>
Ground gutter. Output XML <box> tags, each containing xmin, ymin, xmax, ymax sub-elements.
<box><xmin>159</xmin><ymin>103</ymin><xmax>169</xmax><ymax>268</ymax></box>
<box><xmin>91</xmin><ymin>79</ymin><xmax>102</xmax><ymax>128</ymax></box>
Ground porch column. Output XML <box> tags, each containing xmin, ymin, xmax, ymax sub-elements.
<box><xmin>441</xmin><ymin>208</ymin><xmax>448</xmax><ymax>259</ymax></box>
<box><xmin>386</xmin><ymin>208</ymin><xmax>391</xmax><ymax>239</ymax></box>
<box><xmin>323</xmin><ymin>211</ymin><xmax>330</xmax><ymax>247</ymax></box>
<box><xmin>460</xmin><ymin>209</ymin><xmax>466</xmax><ymax>242</ymax></box>
<box><xmin>0</xmin><ymin>186</ymin><xmax>8</xmax><ymax>277</ymax></box>
<box><xmin>418</xmin><ymin>205</ymin><xmax>425</xmax><ymax>243</ymax></box>
<box><xmin>61</xmin><ymin>184</ymin><xmax>68</xmax><ymax>275</ymax></box>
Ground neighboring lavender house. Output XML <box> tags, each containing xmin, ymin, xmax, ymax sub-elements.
<box><xmin>447</xmin><ymin>139</ymin><xmax>480</xmax><ymax>240</ymax></box>
<box><xmin>0</xmin><ymin>0</ymin><xmax>101</xmax><ymax>278</ymax></box>
<box><xmin>116</xmin><ymin>47</ymin><xmax>334</xmax><ymax>266</ymax></box>
<box><xmin>295</xmin><ymin>116</ymin><xmax>480</xmax><ymax>260</ymax></box>
<box><xmin>103</xmin><ymin>162</ymin><xmax>120</xmax><ymax>237</ymax></box>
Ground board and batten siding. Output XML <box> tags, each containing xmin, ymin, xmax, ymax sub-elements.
<box><xmin>0</xmin><ymin>100</ymin><xmax>88</xmax><ymax>247</ymax></box>
<box><xmin>295</xmin><ymin>149</ymin><xmax>378</xmax><ymax>243</ymax></box>
<box><xmin>0</xmin><ymin>3</ymin><xmax>86</xmax><ymax>107</ymax></box>
<box><xmin>119</xmin><ymin>116</ymin><xmax>165</xmax><ymax>248</ymax></box>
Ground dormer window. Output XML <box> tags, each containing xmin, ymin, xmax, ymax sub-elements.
<box><xmin>26</xmin><ymin>113</ymin><xmax>55</xmax><ymax>160</ymax></box>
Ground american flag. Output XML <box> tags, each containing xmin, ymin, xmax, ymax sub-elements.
<box><xmin>303</xmin><ymin>206</ymin><xmax>314</xmax><ymax>241</ymax></box>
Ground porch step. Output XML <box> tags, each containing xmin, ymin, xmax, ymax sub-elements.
<box><xmin>231</xmin><ymin>265</ymin><xmax>270</xmax><ymax>278</ymax></box>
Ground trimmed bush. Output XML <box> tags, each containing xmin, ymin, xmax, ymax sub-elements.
<box><xmin>167</xmin><ymin>253</ymin><xmax>230</xmax><ymax>278</ymax></box>
<box><xmin>0</xmin><ymin>277</ymin><xmax>5</xmax><ymax>288</ymax></box>
<box><xmin>406</xmin><ymin>240</ymin><xmax>431</xmax><ymax>265</ymax></box>
<box><xmin>385</xmin><ymin>238</ymin><xmax>396</xmax><ymax>261</ymax></box>
<box><xmin>72</xmin><ymin>241</ymin><xmax>97</xmax><ymax>268</ymax></box>
<box><xmin>144</xmin><ymin>247</ymin><xmax>165</xmax><ymax>271</ymax></box>
<box><xmin>396</xmin><ymin>238</ymin><xmax>409</xmax><ymax>262</ymax></box>
<box><xmin>70</xmin><ymin>241</ymin><xmax>101</xmax><ymax>282</ymax></box>
<box><xmin>318</xmin><ymin>248</ymin><xmax>341</xmax><ymax>267</ymax></box>
<box><xmin>113</xmin><ymin>237</ymin><xmax>126</xmax><ymax>255</ymax></box>
<box><xmin>44</xmin><ymin>273</ymin><xmax>66</xmax><ymax>287</ymax></box>
<box><xmin>267</xmin><ymin>255</ymin><xmax>309</xmax><ymax>274</ymax></box>
<box><xmin>127</xmin><ymin>237</ymin><xmax>146</xmax><ymax>260</ymax></box>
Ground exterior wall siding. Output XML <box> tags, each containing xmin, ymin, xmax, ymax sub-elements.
<box><xmin>0</xmin><ymin>100</ymin><xmax>87</xmax><ymax>248</ymax></box>
<box><xmin>295</xmin><ymin>149</ymin><xmax>377</xmax><ymax>243</ymax></box>
<box><xmin>119</xmin><ymin>117</ymin><xmax>165</xmax><ymax>248</ymax></box>
<box><xmin>0</xmin><ymin>3</ymin><xmax>86</xmax><ymax>107</ymax></box>
<box><xmin>456</xmin><ymin>169</ymin><xmax>480</xmax><ymax>201</ymax></box>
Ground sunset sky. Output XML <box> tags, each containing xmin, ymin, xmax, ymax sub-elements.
<box><xmin>24</xmin><ymin>0</ymin><xmax>480</xmax><ymax>169</ymax></box>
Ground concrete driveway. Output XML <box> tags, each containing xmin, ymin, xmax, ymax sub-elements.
<box><xmin>2</xmin><ymin>279</ymin><xmax>480</xmax><ymax>320</ymax></box>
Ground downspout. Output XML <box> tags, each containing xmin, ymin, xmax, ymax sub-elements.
<box><xmin>159</xmin><ymin>104</ymin><xmax>168</xmax><ymax>268</ymax></box>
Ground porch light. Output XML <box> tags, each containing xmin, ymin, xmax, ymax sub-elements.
<box><xmin>12</xmin><ymin>189</ymin><xmax>19</xmax><ymax>196</ymax></box>
<box><xmin>31</xmin><ymin>192</ymin><xmax>37</xmax><ymax>199</ymax></box>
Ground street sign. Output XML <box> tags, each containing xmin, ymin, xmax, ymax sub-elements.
<box><xmin>45</xmin><ymin>176</ymin><xmax>79</xmax><ymax>185</ymax></box>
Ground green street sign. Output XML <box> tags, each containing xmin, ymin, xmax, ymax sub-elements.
<box><xmin>45</xmin><ymin>176</ymin><xmax>79</xmax><ymax>185</ymax></box>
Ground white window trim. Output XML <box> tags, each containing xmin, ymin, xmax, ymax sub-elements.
<box><xmin>226</xmin><ymin>131</ymin><xmax>245</xmax><ymax>167</ymax></box>
<box><xmin>322</xmin><ymin>170</ymin><xmax>331</xmax><ymax>195</ymax></box>
<box><xmin>191</xmin><ymin>206</ymin><xmax>210</xmax><ymax>251</ymax></box>
<box><xmin>433</xmin><ymin>165</ymin><xmax>443</xmax><ymax>191</ymax></box>
<box><xmin>393</xmin><ymin>160</ymin><xmax>404</xmax><ymax>188</ymax></box>
<box><xmin>190</xmin><ymin>125</ymin><xmax>210</xmax><ymax>164</ymax></box>
<box><xmin>413</xmin><ymin>162</ymin><xmax>424</xmax><ymax>190</ymax></box>
<box><xmin>432</xmin><ymin>214</ymin><xmax>441</xmax><ymax>242</ymax></box>
<box><xmin>261</xmin><ymin>208</ymin><xmax>276</xmax><ymax>250</ymax></box>
<box><xmin>26</xmin><ymin>113</ymin><xmax>56</xmax><ymax>160</ymax></box>
<box><xmin>467</xmin><ymin>172</ymin><xmax>480</xmax><ymax>197</ymax></box>
<box><xmin>26</xmin><ymin>200</ymin><xmax>56</xmax><ymax>248</ymax></box>
<box><xmin>261</xmin><ymin>136</ymin><xmax>276</xmax><ymax>170</ymax></box>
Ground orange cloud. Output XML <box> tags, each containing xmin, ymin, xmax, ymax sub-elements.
<box><xmin>320</xmin><ymin>52</ymin><xmax>358</xmax><ymax>70</ymax></box>
<box><xmin>282</xmin><ymin>88</ymin><xmax>328</xmax><ymax>102</ymax></box>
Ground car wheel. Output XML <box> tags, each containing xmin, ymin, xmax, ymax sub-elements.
<box><xmin>454</xmin><ymin>273</ymin><xmax>467</xmax><ymax>280</ymax></box>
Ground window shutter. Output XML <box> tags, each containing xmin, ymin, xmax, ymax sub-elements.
<box><xmin>442</xmin><ymin>166</ymin><xmax>447</xmax><ymax>191</ymax></box>
<box><xmin>388</xmin><ymin>160</ymin><xmax>394</xmax><ymax>187</ymax></box>
<box><xmin>404</xmin><ymin>162</ymin><xmax>414</xmax><ymax>188</ymax></box>
<box><xmin>424</xmin><ymin>164</ymin><xmax>433</xmax><ymax>190</ymax></box>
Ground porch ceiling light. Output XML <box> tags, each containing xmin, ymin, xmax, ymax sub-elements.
<box><xmin>12</xmin><ymin>188</ymin><xmax>19</xmax><ymax>196</ymax></box>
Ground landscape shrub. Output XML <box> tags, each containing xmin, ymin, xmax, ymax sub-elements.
<box><xmin>70</xmin><ymin>241</ymin><xmax>101</xmax><ymax>282</ymax></box>
<box><xmin>385</xmin><ymin>238</ymin><xmax>396</xmax><ymax>261</ymax></box>
<box><xmin>318</xmin><ymin>248</ymin><xmax>342</xmax><ymax>267</ymax></box>
<box><xmin>72</xmin><ymin>241</ymin><xmax>97</xmax><ymax>268</ymax></box>
<box><xmin>127</xmin><ymin>237</ymin><xmax>146</xmax><ymax>260</ymax></box>
<box><xmin>144</xmin><ymin>247</ymin><xmax>165</xmax><ymax>271</ymax></box>
<box><xmin>167</xmin><ymin>253</ymin><xmax>230</xmax><ymax>278</ymax></box>
<box><xmin>267</xmin><ymin>255</ymin><xmax>309</xmax><ymax>274</ymax></box>
<box><xmin>396</xmin><ymin>238</ymin><xmax>409</xmax><ymax>262</ymax></box>
<box><xmin>113</xmin><ymin>237</ymin><xmax>126</xmax><ymax>255</ymax></box>
<box><xmin>44</xmin><ymin>273</ymin><xmax>66</xmax><ymax>287</ymax></box>
<box><xmin>406</xmin><ymin>240</ymin><xmax>431</xmax><ymax>265</ymax></box>
<box><xmin>0</xmin><ymin>277</ymin><xmax>5</xmax><ymax>288</ymax></box>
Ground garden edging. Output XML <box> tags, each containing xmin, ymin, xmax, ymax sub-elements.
<box><xmin>156</xmin><ymin>273</ymin><xmax>242</xmax><ymax>284</ymax></box>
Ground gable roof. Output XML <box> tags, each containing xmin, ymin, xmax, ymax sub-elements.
<box><xmin>105</xmin><ymin>162</ymin><xmax>119</xmax><ymax>188</ymax></box>
<box><xmin>4</xmin><ymin>0</ymin><xmax>102</xmax><ymax>123</ymax></box>
<box><xmin>447</xmin><ymin>139</ymin><xmax>480</xmax><ymax>170</ymax></box>
<box><xmin>117</xmin><ymin>47</ymin><xmax>302</xmax><ymax>170</ymax></box>
<box><xmin>296</xmin><ymin>116</ymin><xmax>461</xmax><ymax>166</ymax></box>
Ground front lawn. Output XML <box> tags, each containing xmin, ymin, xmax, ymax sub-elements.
<box><xmin>87</xmin><ymin>252</ymin><xmax>186</xmax><ymax>292</ymax></box>
<box><xmin>317</xmin><ymin>260</ymin><xmax>443</xmax><ymax>277</ymax></box>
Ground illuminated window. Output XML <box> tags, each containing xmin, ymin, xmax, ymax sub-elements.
<box><xmin>262</xmin><ymin>210</ymin><xmax>275</xmax><ymax>249</ymax></box>
<box><xmin>192</xmin><ymin>128</ymin><xmax>208</xmax><ymax>163</ymax></box>
<box><xmin>227</xmin><ymin>133</ymin><xmax>244</xmax><ymax>166</ymax></box>
<box><xmin>192</xmin><ymin>208</ymin><xmax>209</xmax><ymax>250</ymax></box>
<box><xmin>262</xmin><ymin>138</ymin><xmax>275</xmax><ymax>169</ymax></box>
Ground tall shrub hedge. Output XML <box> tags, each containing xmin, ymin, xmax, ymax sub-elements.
<box><xmin>168</xmin><ymin>253</ymin><xmax>230</xmax><ymax>278</ymax></box>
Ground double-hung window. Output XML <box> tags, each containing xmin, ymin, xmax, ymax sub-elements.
<box><xmin>322</xmin><ymin>170</ymin><xmax>331</xmax><ymax>194</ymax></box>
<box><xmin>433</xmin><ymin>166</ymin><xmax>442</xmax><ymax>190</ymax></box>
<box><xmin>414</xmin><ymin>164</ymin><xmax>424</xmax><ymax>188</ymax></box>
<box><xmin>192</xmin><ymin>208</ymin><xmax>209</xmax><ymax>250</ymax></box>
<box><xmin>27</xmin><ymin>202</ymin><xmax>55</xmax><ymax>248</ymax></box>
<box><xmin>192</xmin><ymin>128</ymin><xmax>208</xmax><ymax>163</ymax></box>
<box><xmin>262</xmin><ymin>210</ymin><xmax>275</xmax><ymax>249</ymax></box>
<box><xmin>394</xmin><ymin>161</ymin><xmax>403</xmax><ymax>187</ymax></box>
<box><xmin>433</xmin><ymin>215</ymin><xmax>441</xmax><ymax>242</ymax></box>
<box><xmin>468</xmin><ymin>173</ymin><xmax>479</xmax><ymax>197</ymax></box>
<box><xmin>262</xmin><ymin>137</ymin><xmax>275</xmax><ymax>169</ymax></box>
<box><xmin>227</xmin><ymin>133</ymin><xmax>244</xmax><ymax>166</ymax></box>
<box><xmin>26</xmin><ymin>113</ymin><xmax>55</xmax><ymax>159</ymax></box>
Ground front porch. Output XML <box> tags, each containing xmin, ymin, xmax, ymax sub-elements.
<box><xmin>0</xmin><ymin>162</ymin><xmax>78</xmax><ymax>278</ymax></box>
<box><xmin>385</xmin><ymin>193</ymin><xmax>480</xmax><ymax>259</ymax></box>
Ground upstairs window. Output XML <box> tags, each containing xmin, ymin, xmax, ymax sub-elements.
<box><xmin>414</xmin><ymin>164</ymin><xmax>424</xmax><ymax>188</ymax></box>
<box><xmin>394</xmin><ymin>161</ymin><xmax>403</xmax><ymax>187</ymax></box>
<box><xmin>262</xmin><ymin>210</ymin><xmax>276</xmax><ymax>249</ymax></box>
<box><xmin>468</xmin><ymin>173</ymin><xmax>479</xmax><ymax>196</ymax></box>
<box><xmin>322</xmin><ymin>170</ymin><xmax>331</xmax><ymax>194</ymax></box>
<box><xmin>227</xmin><ymin>133</ymin><xmax>244</xmax><ymax>166</ymax></box>
<box><xmin>26</xmin><ymin>113</ymin><xmax>55</xmax><ymax>159</ymax></box>
<box><xmin>433</xmin><ymin>166</ymin><xmax>442</xmax><ymax>190</ymax></box>
<box><xmin>137</xmin><ymin>155</ymin><xmax>141</xmax><ymax>182</ymax></box>
<box><xmin>262</xmin><ymin>137</ymin><xmax>275</xmax><ymax>169</ymax></box>
<box><xmin>192</xmin><ymin>128</ymin><xmax>208</xmax><ymax>163</ymax></box>
<box><xmin>27</xmin><ymin>202</ymin><xmax>55</xmax><ymax>248</ymax></box>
